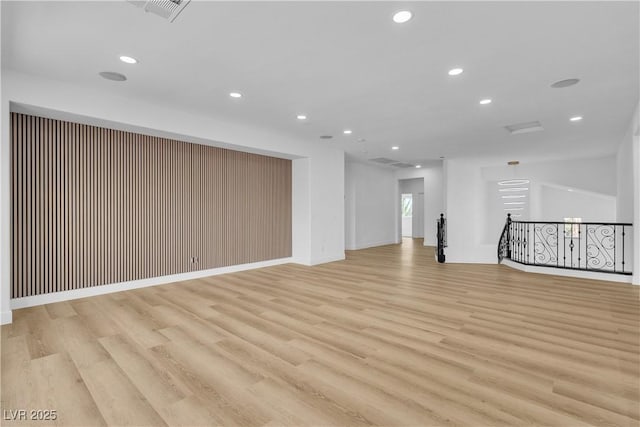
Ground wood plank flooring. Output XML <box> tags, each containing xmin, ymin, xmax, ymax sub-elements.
<box><xmin>2</xmin><ymin>238</ymin><xmax>639</xmax><ymax>426</ymax></box>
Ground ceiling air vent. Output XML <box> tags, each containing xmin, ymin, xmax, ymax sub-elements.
<box><xmin>128</xmin><ymin>0</ymin><xmax>191</xmax><ymax>22</ymax></box>
<box><xmin>504</xmin><ymin>121</ymin><xmax>544</xmax><ymax>135</ymax></box>
<box><xmin>391</xmin><ymin>163</ymin><xmax>415</xmax><ymax>168</ymax></box>
<box><xmin>369</xmin><ymin>157</ymin><xmax>396</xmax><ymax>164</ymax></box>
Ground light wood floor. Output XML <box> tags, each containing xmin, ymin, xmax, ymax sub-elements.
<box><xmin>2</xmin><ymin>239</ymin><xmax>639</xmax><ymax>427</ymax></box>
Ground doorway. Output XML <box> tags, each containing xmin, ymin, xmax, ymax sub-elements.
<box><xmin>401</xmin><ymin>193</ymin><xmax>413</xmax><ymax>237</ymax></box>
<box><xmin>399</xmin><ymin>178</ymin><xmax>425</xmax><ymax>240</ymax></box>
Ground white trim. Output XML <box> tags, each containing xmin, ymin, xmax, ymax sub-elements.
<box><xmin>308</xmin><ymin>253</ymin><xmax>346</xmax><ymax>266</ymax></box>
<box><xmin>346</xmin><ymin>240</ymin><xmax>397</xmax><ymax>251</ymax></box>
<box><xmin>10</xmin><ymin>257</ymin><xmax>293</xmax><ymax>311</ymax></box>
<box><xmin>1</xmin><ymin>310</ymin><xmax>12</xmax><ymax>325</ymax></box>
<box><xmin>502</xmin><ymin>259</ymin><xmax>633</xmax><ymax>284</ymax></box>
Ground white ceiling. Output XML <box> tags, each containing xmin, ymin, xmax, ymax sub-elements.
<box><xmin>2</xmin><ymin>1</ymin><xmax>639</xmax><ymax>164</ymax></box>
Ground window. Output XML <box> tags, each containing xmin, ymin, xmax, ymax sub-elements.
<box><xmin>401</xmin><ymin>194</ymin><xmax>413</xmax><ymax>218</ymax></box>
<box><xmin>564</xmin><ymin>217</ymin><xmax>582</xmax><ymax>238</ymax></box>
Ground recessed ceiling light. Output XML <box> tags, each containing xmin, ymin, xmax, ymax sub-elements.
<box><xmin>502</xmin><ymin>195</ymin><xmax>526</xmax><ymax>199</ymax></box>
<box><xmin>391</xmin><ymin>146</ymin><xmax>399</xmax><ymax>150</ymax></box>
<box><xmin>296</xmin><ymin>114</ymin><xmax>307</xmax><ymax>120</ymax></box>
<box><xmin>504</xmin><ymin>202</ymin><xmax>525</xmax><ymax>205</ymax></box>
<box><xmin>504</xmin><ymin>207</ymin><xmax>524</xmax><ymax>211</ymax></box>
<box><xmin>415</xmin><ymin>165</ymin><xmax>422</xmax><ymax>168</ymax></box>
<box><xmin>568</xmin><ymin>189</ymin><xmax>574</xmax><ymax>192</ymax></box>
<box><xmin>479</xmin><ymin>98</ymin><xmax>492</xmax><ymax>105</ymax></box>
<box><xmin>343</xmin><ymin>130</ymin><xmax>352</xmax><ymax>134</ymax></box>
<box><xmin>448</xmin><ymin>68</ymin><xmax>463</xmax><ymax>76</ymax></box>
<box><xmin>119</xmin><ymin>56</ymin><xmax>137</xmax><ymax>64</ymax></box>
<box><xmin>229</xmin><ymin>92</ymin><xmax>242</xmax><ymax>98</ymax></box>
<box><xmin>99</xmin><ymin>71</ymin><xmax>127</xmax><ymax>82</ymax></box>
<box><xmin>551</xmin><ymin>78</ymin><xmax>580</xmax><ymax>88</ymax></box>
<box><xmin>570</xmin><ymin>116</ymin><xmax>583</xmax><ymax>122</ymax></box>
<box><xmin>392</xmin><ymin>10</ymin><xmax>413</xmax><ymax>23</ymax></box>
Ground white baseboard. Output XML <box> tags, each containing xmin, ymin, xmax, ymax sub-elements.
<box><xmin>347</xmin><ymin>239</ymin><xmax>397</xmax><ymax>251</ymax></box>
<box><xmin>308</xmin><ymin>253</ymin><xmax>346</xmax><ymax>266</ymax></box>
<box><xmin>1</xmin><ymin>310</ymin><xmax>13</xmax><ymax>325</ymax></box>
<box><xmin>9</xmin><ymin>257</ymin><xmax>294</xmax><ymax>312</ymax></box>
<box><xmin>502</xmin><ymin>259</ymin><xmax>633</xmax><ymax>284</ymax></box>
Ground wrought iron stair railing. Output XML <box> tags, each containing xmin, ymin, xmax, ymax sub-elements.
<box><xmin>497</xmin><ymin>214</ymin><xmax>512</xmax><ymax>263</ymax></box>
<box><xmin>437</xmin><ymin>213</ymin><xmax>446</xmax><ymax>263</ymax></box>
<box><xmin>498</xmin><ymin>214</ymin><xmax>633</xmax><ymax>275</ymax></box>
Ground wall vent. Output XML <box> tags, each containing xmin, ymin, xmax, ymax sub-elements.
<box><xmin>128</xmin><ymin>0</ymin><xmax>191</xmax><ymax>22</ymax></box>
<box><xmin>505</xmin><ymin>121</ymin><xmax>544</xmax><ymax>135</ymax></box>
<box><xmin>369</xmin><ymin>157</ymin><xmax>396</xmax><ymax>164</ymax></box>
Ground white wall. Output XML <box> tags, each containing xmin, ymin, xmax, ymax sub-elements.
<box><xmin>634</xmin><ymin>124</ymin><xmax>640</xmax><ymax>286</ymax></box>
<box><xmin>617</xmin><ymin>130</ymin><xmax>635</xmax><ymax>223</ymax></box>
<box><xmin>481</xmin><ymin>156</ymin><xmax>617</xmax><ymax>196</ymax></box>
<box><xmin>446</xmin><ymin>155</ymin><xmax>620</xmax><ymax>264</ymax></box>
<box><xmin>413</xmin><ymin>194</ymin><xmax>424</xmax><ymax>239</ymax></box>
<box><xmin>444</xmin><ymin>158</ymin><xmax>494</xmax><ymax>263</ymax></box>
<box><xmin>0</xmin><ymin>70</ymin><xmax>345</xmax><ymax>323</ymax></box>
<box><xmin>0</xmin><ymin>3</ymin><xmax>9</xmax><ymax>325</ymax></box>
<box><xmin>539</xmin><ymin>185</ymin><xmax>616</xmax><ymax>222</ymax></box>
<box><xmin>617</xmin><ymin>102</ymin><xmax>640</xmax><ymax>285</ymax></box>
<box><xmin>396</xmin><ymin>164</ymin><xmax>444</xmax><ymax>246</ymax></box>
<box><xmin>344</xmin><ymin>160</ymin><xmax>397</xmax><ymax>250</ymax></box>
<box><xmin>616</xmin><ymin>102</ymin><xmax>639</xmax><ymax>285</ymax></box>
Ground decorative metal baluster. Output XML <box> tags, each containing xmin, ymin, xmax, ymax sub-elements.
<box><xmin>533</xmin><ymin>223</ymin><xmax>536</xmax><ymax>265</ymax></box>
<box><xmin>510</xmin><ymin>220</ymin><xmax>514</xmax><ymax>260</ymax></box>
<box><xmin>556</xmin><ymin>224</ymin><xmax>564</xmax><ymax>267</ymax></box>
<box><xmin>570</xmin><ymin>230</ymin><xmax>574</xmax><ymax>269</ymax></box>
<box><xmin>585</xmin><ymin>224</ymin><xmax>589</xmax><ymax>270</ymax></box>
<box><xmin>578</xmin><ymin>224</ymin><xmax>582</xmax><ymax>269</ymax></box>
<box><xmin>525</xmin><ymin>223</ymin><xmax>531</xmax><ymax>264</ymax></box>
<box><xmin>516</xmin><ymin>223</ymin><xmax>522</xmax><ymax>261</ymax></box>
<box><xmin>513</xmin><ymin>223</ymin><xmax>516</xmax><ymax>262</ymax></box>
<box><xmin>513</xmin><ymin>223</ymin><xmax>517</xmax><ymax>262</ymax></box>
<box><xmin>613</xmin><ymin>226</ymin><xmax>616</xmax><ymax>273</ymax></box>
<box><xmin>622</xmin><ymin>225</ymin><xmax>626</xmax><ymax>273</ymax></box>
<box><xmin>563</xmin><ymin>225</ymin><xmax>566</xmax><ymax>268</ymax></box>
<box><xmin>520</xmin><ymin>223</ymin><xmax>524</xmax><ymax>262</ymax></box>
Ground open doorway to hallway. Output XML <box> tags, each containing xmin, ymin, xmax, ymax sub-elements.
<box><xmin>401</xmin><ymin>193</ymin><xmax>413</xmax><ymax>237</ymax></box>
<box><xmin>399</xmin><ymin>178</ymin><xmax>424</xmax><ymax>240</ymax></box>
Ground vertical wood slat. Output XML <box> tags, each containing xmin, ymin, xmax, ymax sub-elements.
<box><xmin>11</xmin><ymin>112</ymin><xmax>292</xmax><ymax>298</ymax></box>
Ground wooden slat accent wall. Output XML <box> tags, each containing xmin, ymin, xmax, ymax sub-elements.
<box><xmin>11</xmin><ymin>112</ymin><xmax>292</xmax><ymax>298</ymax></box>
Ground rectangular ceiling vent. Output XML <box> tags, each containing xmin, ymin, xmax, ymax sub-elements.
<box><xmin>505</xmin><ymin>121</ymin><xmax>544</xmax><ymax>135</ymax></box>
<box><xmin>128</xmin><ymin>0</ymin><xmax>191</xmax><ymax>23</ymax></box>
<box><xmin>391</xmin><ymin>162</ymin><xmax>415</xmax><ymax>168</ymax></box>
<box><xmin>369</xmin><ymin>157</ymin><xmax>396</xmax><ymax>164</ymax></box>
